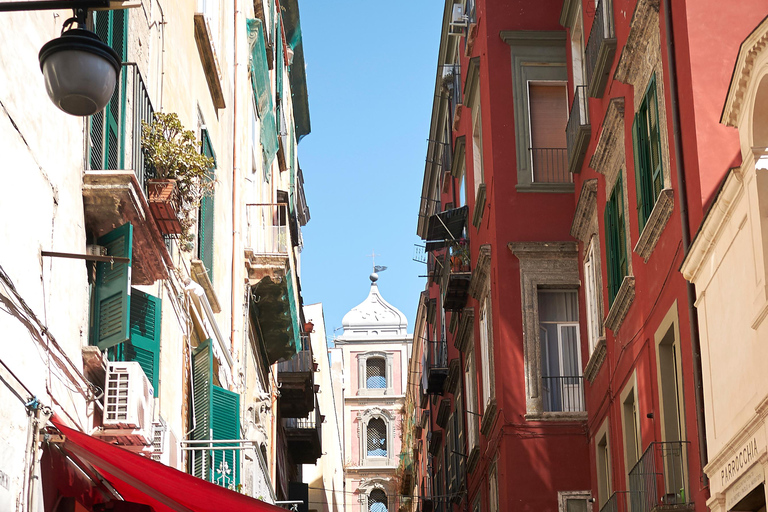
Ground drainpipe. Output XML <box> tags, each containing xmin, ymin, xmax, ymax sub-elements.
<box><xmin>231</xmin><ymin>0</ymin><xmax>240</xmax><ymax>362</ymax></box>
<box><xmin>662</xmin><ymin>0</ymin><xmax>709</xmax><ymax>487</ymax></box>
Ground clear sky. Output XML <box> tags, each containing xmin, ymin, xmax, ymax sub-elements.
<box><xmin>296</xmin><ymin>1</ymin><xmax>443</xmax><ymax>340</ymax></box>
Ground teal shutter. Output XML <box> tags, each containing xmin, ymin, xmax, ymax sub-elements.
<box><xmin>91</xmin><ymin>223</ymin><xmax>133</xmax><ymax>350</ymax></box>
<box><xmin>246</xmin><ymin>18</ymin><xmax>279</xmax><ymax>171</ymax></box>
<box><xmin>648</xmin><ymin>76</ymin><xmax>664</xmax><ymax>201</ymax></box>
<box><xmin>605</xmin><ymin>176</ymin><xmax>628</xmax><ymax>305</ymax></box>
<box><xmin>604</xmin><ymin>198</ymin><xmax>616</xmax><ymax>303</ymax></box>
<box><xmin>90</xmin><ymin>10</ymin><xmax>127</xmax><ymax>170</ymax></box>
<box><xmin>633</xmin><ymin>74</ymin><xmax>664</xmax><ymax>232</ymax></box>
<box><xmin>198</xmin><ymin>130</ymin><xmax>216</xmax><ymax>283</ymax></box>
<box><xmin>192</xmin><ymin>340</ymin><xmax>241</xmax><ymax>488</ymax></box>
<box><xmin>126</xmin><ymin>289</ymin><xmax>161</xmax><ymax>396</ymax></box>
<box><xmin>616</xmin><ymin>174</ymin><xmax>628</xmax><ymax>284</ymax></box>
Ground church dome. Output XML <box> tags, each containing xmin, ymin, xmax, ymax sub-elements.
<box><xmin>339</xmin><ymin>274</ymin><xmax>408</xmax><ymax>340</ymax></box>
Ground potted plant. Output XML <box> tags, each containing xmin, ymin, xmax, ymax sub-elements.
<box><xmin>141</xmin><ymin>112</ymin><xmax>215</xmax><ymax>246</ymax></box>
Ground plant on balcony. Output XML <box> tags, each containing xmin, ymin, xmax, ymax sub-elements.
<box><xmin>448</xmin><ymin>239</ymin><xmax>470</xmax><ymax>272</ymax></box>
<box><xmin>141</xmin><ymin>112</ymin><xmax>215</xmax><ymax>246</ymax></box>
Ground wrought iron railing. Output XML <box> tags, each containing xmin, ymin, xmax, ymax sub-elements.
<box><xmin>244</xmin><ymin>203</ymin><xmax>290</xmax><ymax>255</ymax></box>
<box><xmin>277</xmin><ymin>348</ymin><xmax>314</xmax><ymax>373</ymax></box>
<box><xmin>541</xmin><ymin>376</ymin><xmax>585</xmax><ymax>412</ymax></box>
<box><xmin>585</xmin><ymin>0</ymin><xmax>615</xmax><ymax>88</ymax></box>
<box><xmin>629</xmin><ymin>441</ymin><xmax>690</xmax><ymax>512</ymax></box>
<box><xmin>566</xmin><ymin>85</ymin><xmax>589</xmax><ymax>166</ymax></box>
<box><xmin>530</xmin><ymin>148</ymin><xmax>570</xmax><ymax>183</ymax></box>
<box><xmin>88</xmin><ymin>62</ymin><xmax>154</xmax><ymax>193</ymax></box>
<box><xmin>182</xmin><ymin>439</ymin><xmax>253</xmax><ymax>491</ymax></box>
<box><xmin>430</xmin><ymin>338</ymin><xmax>449</xmax><ymax>370</ymax></box>
<box><xmin>413</xmin><ymin>244</ymin><xmax>428</xmax><ymax>264</ymax></box>
<box><xmin>600</xmin><ymin>491</ymin><xmax>630</xmax><ymax>512</ymax></box>
<box><xmin>284</xmin><ymin>396</ymin><xmax>322</xmax><ymax>434</ymax></box>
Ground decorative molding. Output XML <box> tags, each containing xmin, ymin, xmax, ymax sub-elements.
<box><xmin>467</xmin><ymin>446</ymin><xmax>480</xmax><ymax>474</ymax></box>
<box><xmin>193</xmin><ymin>14</ymin><xmax>226</xmax><ymax>109</ymax></box>
<box><xmin>191</xmin><ymin>259</ymin><xmax>221</xmax><ymax>313</ymax></box>
<box><xmin>634</xmin><ymin>188</ymin><xmax>674</xmax><ymax>262</ymax></box>
<box><xmin>584</xmin><ymin>337</ymin><xmax>607</xmax><ymax>383</ymax></box>
<box><xmin>446</xmin><ymin>358</ymin><xmax>461</xmax><ymax>394</ymax></box>
<box><xmin>469</xmin><ymin>245</ymin><xmax>491</xmax><ymax>300</ymax></box>
<box><xmin>436</xmin><ymin>398</ymin><xmax>451</xmax><ymax>428</ymax></box>
<box><xmin>570</xmin><ymin>179</ymin><xmax>599</xmax><ymax>241</ymax></box>
<box><xmin>480</xmin><ymin>398</ymin><xmax>497</xmax><ymax>436</ymax></box>
<box><xmin>613</xmin><ymin>0</ymin><xmax>661</xmax><ymax>86</ymax></box>
<box><xmin>604</xmin><ymin>276</ymin><xmax>636</xmax><ymax>333</ymax></box>
<box><xmin>722</xmin><ymin>17</ymin><xmax>768</xmax><ymax>126</ymax></box>
<box><xmin>463</xmin><ymin>57</ymin><xmax>481</xmax><ymax>106</ymax></box>
<box><xmin>524</xmin><ymin>411</ymin><xmax>588</xmax><ymax>422</ymax></box>
<box><xmin>472</xmin><ymin>183</ymin><xmax>487</xmax><ymax>228</ymax></box>
<box><xmin>454</xmin><ymin>307</ymin><xmax>475</xmax><ymax>353</ymax></box>
<box><xmin>451</xmin><ymin>136</ymin><xmax>466</xmax><ymax>178</ymax></box>
<box><xmin>559</xmin><ymin>0</ymin><xmax>580</xmax><ymax>28</ymax></box>
<box><xmin>589</xmin><ymin>97</ymin><xmax>625</xmax><ymax>178</ymax></box>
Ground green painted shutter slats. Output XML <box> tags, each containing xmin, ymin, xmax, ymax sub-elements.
<box><xmin>198</xmin><ymin>130</ymin><xmax>216</xmax><ymax>283</ymax></box>
<box><xmin>191</xmin><ymin>339</ymin><xmax>241</xmax><ymax>488</ymax></box>
<box><xmin>246</xmin><ymin>18</ymin><xmax>278</xmax><ymax>171</ymax></box>
<box><xmin>605</xmin><ymin>176</ymin><xmax>628</xmax><ymax>305</ymax></box>
<box><xmin>127</xmin><ymin>289</ymin><xmax>161</xmax><ymax>396</ymax></box>
<box><xmin>89</xmin><ymin>10</ymin><xmax>127</xmax><ymax>171</ymax></box>
<box><xmin>285</xmin><ymin>269</ymin><xmax>302</xmax><ymax>355</ymax></box>
<box><xmin>633</xmin><ymin>74</ymin><xmax>663</xmax><ymax>232</ymax></box>
<box><xmin>92</xmin><ymin>223</ymin><xmax>133</xmax><ymax>350</ymax></box>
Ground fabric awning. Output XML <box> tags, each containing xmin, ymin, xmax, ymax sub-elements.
<box><xmin>50</xmin><ymin>417</ymin><xmax>284</xmax><ymax>512</ymax></box>
<box><xmin>425</xmin><ymin>206</ymin><xmax>468</xmax><ymax>252</ymax></box>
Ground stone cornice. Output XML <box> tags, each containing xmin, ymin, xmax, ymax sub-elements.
<box><xmin>604</xmin><ymin>276</ymin><xmax>636</xmax><ymax>333</ymax></box>
<box><xmin>722</xmin><ymin>17</ymin><xmax>768</xmax><ymax>127</ymax></box>
<box><xmin>634</xmin><ymin>188</ymin><xmax>674</xmax><ymax>262</ymax></box>
<box><xmin>559</xmin><ymin>0</ymin><xmax>580</xmax><ymax>28</ymax></box>
<box><xmin>500</xmin><ymin>30</ymin><xmax>567</xmax><ymax>47</ymax></box>
<box><xmin>614</xmin><ymin>0</ymin><xmax>661</xmax><ymax>85</ymax></box>
<box><xmin>451</xmin><ymin>136</ymin><xmax>466</xmax><ymax>178</ymax></box>
<box><xmin>454</xmin><ymin>307</ymin><xmax>475</xmax><ymax>353</ymax></box>
<box><xmin>469</xmin><ymin>244</ymin><xmax>492</xmax><ymax>300</ymax></box>
<box><xmin>571</xmin><ymin>179</ymin><xmax>599</xmax><ymax>241</ymax></box>
<box><xmin>463</xmin><ymin>57</ymin><xmax>481</xmax><ymax>105</ymax></box>
<box><xmin>590</xmin><ymin>97</ymin><xmax>625</xmax><ymax>175</ymax></box>
<box><xmin>584</xmin><ymin>337</ymin><xmax>607</xmax><ymax>383</ymax></box>
<box><xmin>508</xmin><ymin>241</ymin><xmax>579</xmax><ymax>259</ymax></box>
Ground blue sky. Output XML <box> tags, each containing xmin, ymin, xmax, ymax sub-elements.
<box><xmin>297</xmin><ymin>1</ymin><xmax>443</xmax><ymax>340</ymax></box>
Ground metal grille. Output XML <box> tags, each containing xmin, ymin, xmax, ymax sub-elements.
<box><xmin>366</xmin><ymin>358</ymin><xmax>386</xmax><ymax>389</ymax></box>
<box><xmin>369</xmin><ymin>489</ymin><xmax>388</xmax><ymax>512</ymax></box>
<box><xmin>104</xmin><ymin>369</ymin><xmax>130</xmax><ymax>422</ymax></box>
<box><xmin>367</xmin><ymin>418</ymin><xmax>387</xmax><ymax>457</ymax></box>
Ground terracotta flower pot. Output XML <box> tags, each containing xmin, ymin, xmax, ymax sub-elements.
<box><xmin>147</xmin><ymin>179</ymin><xmax>182</xmax><ymax>235</ymax></box>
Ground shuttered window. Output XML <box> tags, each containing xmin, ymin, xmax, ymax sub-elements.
<box><xmin>529</xmin><ymin>83</ymin><xmax>569</xmax><ymax>183</ymax></box>
<box><xmin>632</xmin><ymin>74</ymin><xmax>663</xmax><ymax>232</ymax></box>
<box><xmin>246</xmin><ymin>18</ymin><xmax>278</xmax><ymax>171</ymax></box>
<box><xmin>192</xmin><ymin>340</ymin><xmax>241</xmax><ymax>488</ymax></box>
<box><xmin>89</xmin><ymin>9</ymin><xmax>127</xmax><ymax>171</ymax></box>
<box><xmin>91</xmin><ymin>223</ymin><xmax>133</xmax><ymax>350</ymax></box>
<box><xmin>198</xmin><ymin>129</ymin><xmax>216</xmax><ymax>283</ymax></box>
<box><xmin>124</xmin><ymin>288</ymin><xmax>162</xmax><ymax>396</ymax></box>
<box><xmin>604</xmin><ymin>175</ymin><xmax>628</xmax><ymax>305</ymax></box>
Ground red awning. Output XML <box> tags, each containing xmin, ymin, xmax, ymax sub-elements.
<box><xmin>50</xmin><ymin>417</ymin><xmax>285</xmax><ymax>512</ymax></box>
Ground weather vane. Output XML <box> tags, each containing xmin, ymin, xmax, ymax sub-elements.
<box><xmin>366</xmin><ymin>250</ymin><xmax>387</xmax><ymax>274</ymax></box>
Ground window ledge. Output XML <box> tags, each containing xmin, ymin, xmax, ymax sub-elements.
<box><xmin>605</xmin><ymin>276</ymin><xmax>636</xmax><ymax>333</ymax></box>
<box><xmin>524</xmin><ymin>411</ymin><xmax>588</xmax><ymax>422</ymax></box>
<box><xmin>472</xmin><ymin>183</ymin><xmax>487</xmax><ymax>228</ymax></box>
<box><xmin>634</xmin><ymin>188</ymin><xmax>674</xmax><ymax>262</ymax></box>
<box><xmin>193</xmin><ymin>14</ymin><xmax>226</xmax><ymax>109</ymax></box>
<box><xmin>356</xmin><ymin>388</ymin><xmax>395</xmax><ymax>397</ymax></box>
<box><xmin>515</xmin><ymin>182</ymin><xmax>575</xmax><ymax>194</ymax></box>
<box><xmin>467</xmin><ymin>446</ymin><xmax>480</xmax><ymax>474</ymax></box>
<box><xmin>584</xmin><ymin>336</ymin><xmax>607</xmax><ymax>383</ymax></box>
<box><xmin>480</xmin><ymin>398</ymin><xmax>497</xmax><ymax>436</ymax></box>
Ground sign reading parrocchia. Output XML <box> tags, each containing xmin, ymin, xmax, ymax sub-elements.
<box><xmin>721</xmin><ymin>437</ymin><xmax>759</xmax><ymax>488</ymax></box>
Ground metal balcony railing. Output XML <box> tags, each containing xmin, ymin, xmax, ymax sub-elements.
<box><xmin>88</xmin><ymin>63</ymin><xmax>154</xmax><ymax>193</ymax></box>
<box><xmin>567</xmin><ymin>85</ymin><xmax>589</xmax><ymax>164</ymax></box>
<box><xmin>284</xmin><ymin>396</ymin><xmax>322</xmax><ymax>433</ymax></box>
<box><xmin>181</xmin><ymin>439</ymin><xmax>255</xmax><ymax>491</ymax></box>
<box><xmin>585</xmin><ymin>0</ymin><xmax>615</xmax><ymax>90</ymax></box>
<box><xmin>277</xmin><ymin>348</ymin><xmax>314</xmax><ymax>374</ymax></box>
<box><xmin>541</xmin><ymin>376</ymin><xmax>585</xmax><ymax>412</ymax></box>
<box><xmin>600</xmin><ymin>491</ymin><xmax>630</xmax><ymax>512</ymax></box>
<box><xmin>629</xmin><ymin>441</ymin><xmax>690</xmax><ymax>512</ymax></box>
<box><xmin>530</xmin><ymin>148</ymin><xmax>570</xmax><ymax>184</ymax></box>
<box><xmin>244</xmin><ymin>203</ymin><xmax>290</xmax><ymax>255</ymax></box>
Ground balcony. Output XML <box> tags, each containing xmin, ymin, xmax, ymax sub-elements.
<box><xmin>600</xmin><ymin>491</ymin><xmax>631</xmax><ymax>512</ymax></box>
<box><xmin>566</xmin><ymin>85</ymin><xmax>591</xmax><ymax>174</ymax></box>
<box><xmin>284</xmin><ymin>397</ymin><xmax>322</xmax><ymax>464</ymax></box>
<box><xmin>530</xmin><ymin>148</ymin><xmax>570</xmax><ymax>184</ymax></box>
<box><xmin>629</xmin><ymin>442</ymin><xmax>692</xmax><ymax>512</ymax></box>
<box><xmin>244</xmin><ymin>203</ymin><xmax>291</xmax><ymax>284</ymax></box>
<box><xmin>277</xmin><ymin>345</ymin><xmax>315</xmax><ymax>418</ymax></box>
<box><xmin>181</xmin><ymin>439</ymin><xmax>264</xmax><ymax>490</ymax></box>
<box><xmin>541</xmin><ymin>376</ymin><xmax>585</xmax><ymax>412</ymax></box>
<box><xmin>425</xmin><ymin>206</ymin><xmax>469</xmax><ymax>252</ymax></box>
<box><xmin>82</xmin><ymin>63</ymin><xmax>170</xmax><ymax>285</ymax></box>
<box><xmin>585</xmin><ymin>0</ymin><xmax>617</xmax><ymax>98</ymax></box>
<box><xmin>248</xmin><ymin>270</ymin><xmax>301</xmax><ymax>366</ymax></box>
<box><xmin>426</xmin><ymin>339</ymin><xmax>449</xmax><ymax>395</ymax></box>
<box><xmin>427</xmin><ymin>430</ymin><xmax>443</xmax><ymax>457</ymax></box>
<box><xmin>442</xmin><ymin>243</ymin><xmax>471</xmax><ymax>311</ymax></box>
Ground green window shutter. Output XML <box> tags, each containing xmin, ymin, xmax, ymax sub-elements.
<box><xmin>126</xmin><ymin>288</ymin><xmax>162</xmax><ymax>397</ymax></box>
<box><xmin>198</xmin><ymin>130</ymin><xmax>216</xmax><ymax>283</ymax></box>
<box><xmin>604</xmin><ymin>198</ymin><xmax>616</xmax><ymax>304</ymax></box>
<box><xmin>275</xmin><ymin>18</ymin><xmax>284</xmax><ymax>104</ymax></box>
<box><xmin>89</xmin><ymin>10</ymin><xmax>127</xmax><ymax>170</ymax></box>
<box><xmin>246</xmin><ymin>18</ymin><xmax>279</xmax><ymax>171</ymax></box>
<box><xmin>192</xmin><ymin>339</ymin><xmax>213</xmax><ymax>481</ymax></box>
<box><xmin>648</xmin><ymin>76</ymin><xmax>664</xmax><ymax>201</ymax></box>
<box><xmin>211</xmin><ymin>385</ymin><xmax>240</xmax><ymax>488</ymax></box>
<box><xmin>91</xmin><ymin>223</ymin><xmax>133</xmax><ymax>350</ymax></box>
<box><xmin>633</xmin><ymin>74</ymin><xmax>664</xmax><ymax>232</ymax></box>
<box><xmin>616</xmin><ymin>174</ymin><xmax>628</xmax><ymax>284</ymax></box>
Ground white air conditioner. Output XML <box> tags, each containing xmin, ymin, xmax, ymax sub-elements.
<box><xmin>94</xmin><ymin>362</ymin><xmax>154</xmax><ymax>447</ymax></box>
<box><xmin>449</xmin><ymin>4</ymin><xmax>468</xmax><ymax>35</ymax></box>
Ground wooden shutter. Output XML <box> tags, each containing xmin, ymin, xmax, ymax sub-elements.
<box><xmin>604</xmin><ymin>197</ymin><xmax>617</xmax><ymax>303</ymax></box>
<box><xmin>91</xmin><ymin>223</ymin><xmax>133</xmax><ymax>350</ymax></box>
<box><xmin>529</xmin><ymin>84</ymin><xmax>568</xmax><ymax>149</ymax></box>
<box><xmin>192</xmin><ymin>340</ymin><xmax>213</xmax><ymax>479</ymax></box>
<box><xmin>616</xmin><ymin>174</ymin><xmax>627</xmax><ymax>284</ymax></box>
<box><xmin>198</xmin><ymin>130</ymin><xmax>216</xmax><ymax>283</ymax></box>
<box><xmin>648</xmin><ymin>76</ymin><xmax>664</xmax><ymax>201</ymax></box>
<box><xmin>211</xmin><ymin>385</ymin><xmax>240</xmax><ymax>487</ymax></box>
<box><xmin>127</xmin><ymin>288</ymin><xmax>162</xmax><ymax>396</ymax></box>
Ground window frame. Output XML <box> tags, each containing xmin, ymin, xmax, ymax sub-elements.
<box><xmin>633</xmin><ymin>73</ymin><xmax>664</xmax><ymax>232</ymax></box>
<box><xmin>359</xmin><ymin>409</ymin><xmax>394</xmax><ymax>466</ymax></box>
<box><xmin>357</xmin><ymin>351</ymin><xmax>395</xmax><ymax>395</ymax></box>
<box><xmin>604</xmin><ymin>172</ymin><xmax>628</xmax><ymax>305</ymax></box>
<box><xmin>583</xmin><ymin>236</ymin><xmax>603</xmax><ymax>355</ymax></box>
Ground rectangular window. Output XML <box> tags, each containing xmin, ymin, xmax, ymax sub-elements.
<box><xmin>632</xmin><ymin>74</ymin><xmax>663</xmax><ymax>232</ymax></box>
<box><xmin>538</xmin><ymin>290</ymin><xmax>584</xmax><ymax>412</ymax></box>
<box><xmin>570</xmin><ymin>12</ymin><xmax>586</xmax><ymax>88</ymax></box>
<box><xmin>479</xmin><ymin>295</ymin><xmax>493</xmax><ymax>410</ymax></box>
<box><xmin>471</xmin><ymin>96</ymin><xmax>484</xmax><ymax>198</ymax></box>
<box><xmin>622</xmin><ymin>385</ymin><xmax>641</xmax><ymax>474</ymax></box>
<box><xmin>198</xmin><ymin>129</ymin><xmax>216</xmax><ymax>283</ymax></box>
<box><xmin>596</xmin><ymin>425</ymin><xmax>612</xmax><ymax>507</ymax></box>
<box><xmin>583</xmin><ymin>239</ymin><xmax>602</xmax><ymax>355</ymax></box>
<box><xmin>489</xmin><ymin>461</ymin><xmax>499</xmax><ymax>512</ymax></box>
<box><xmin>528</xmin><ymin>82</ymin><xmax>569</xmax><ymax>183</ymax></box>
<box><xmin>465</xmin><ymin>347</ymin><xmax>479</xmax><ymax>450</ymax></box>
<box><xmin>604</xmin><ymin>174</ymin><xmax>628</xmax><ymax>305</ymax></box>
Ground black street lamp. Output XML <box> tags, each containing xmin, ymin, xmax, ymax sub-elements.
<box><xmin>0</xmin><ymin>1</ymin><xmax>122</xmax><ymax>116</ymax></box>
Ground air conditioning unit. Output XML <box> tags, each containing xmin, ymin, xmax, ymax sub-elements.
<box><xmin>449</xmin><ymin>4</ymin><xmax>468</xmax><ymax>35</ymax></box>
<box><xmin>94</xmin><ymin>362</ymin><xmax>154</xmax><ymax>447</ymax></box>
